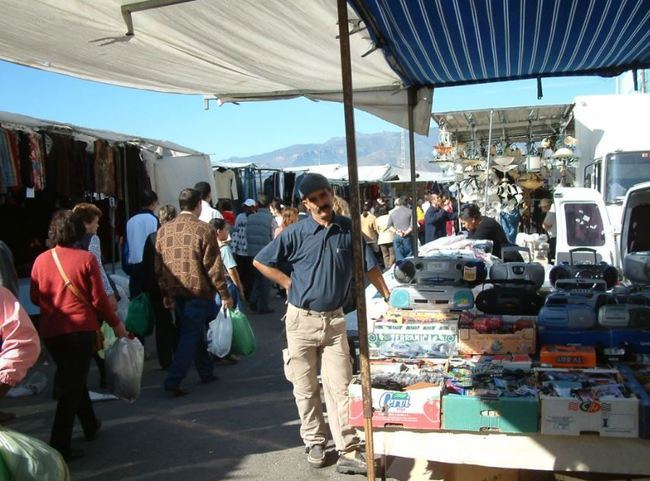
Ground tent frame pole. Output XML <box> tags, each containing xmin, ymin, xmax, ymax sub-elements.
<box><xmin>483</xmin><ymin>109</ymin><xmax>494</xmax><ymax>210</ymax></box>
<box><xmin>336</xmin><ymin>1</ymin><xmax>376</xmax><ymax>480</ymax></box>
<box><xmin>408</xmin><ymin>88</ymin><xmax>419</xmax><ymax>257</ymax></box>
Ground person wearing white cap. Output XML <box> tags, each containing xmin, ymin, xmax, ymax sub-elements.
<box><xmin>231</xmin><ymin>199</ymin><xmax>257</xmax><ymax>300</ymax></box>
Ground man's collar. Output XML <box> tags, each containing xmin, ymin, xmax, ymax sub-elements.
<box><xmin>306</xmin><ymin>213</ymin><xmax>345</xmax><ymax>233</ymax></box>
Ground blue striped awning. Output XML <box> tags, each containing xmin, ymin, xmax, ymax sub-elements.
<box><xmin>350</xmin><ymin>0</ymin><xmax>650</xmax><ymax>87</ymax></box>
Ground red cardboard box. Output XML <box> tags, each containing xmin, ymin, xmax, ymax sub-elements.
<box><xmin>348</xmin><ymin>380</ymin><xmax>443</xmax><ymax>430</ymax></box>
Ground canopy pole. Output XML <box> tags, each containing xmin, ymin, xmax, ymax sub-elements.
<box><xmin>483</xmin><ymin>109</ymin><xmax>494</xmax><ymax>211</ymax></box>
<box><xmin>408</xmin><ymin>88</ymin><xmax>419</xmax><ymax>257</ymax></box>
<box><xmin>336</xmin><ymin>1</ymin><xmax>375</xmax><ymax>480</ymax></box>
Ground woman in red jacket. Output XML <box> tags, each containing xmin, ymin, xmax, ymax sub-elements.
<box><xmin>31</xmin><ymin>210</ymin><xmax>127</xmax><ymax>461</ymax></box>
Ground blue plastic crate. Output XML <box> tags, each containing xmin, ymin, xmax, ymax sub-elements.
<box><xmin>537</xmin><ymin>329</ymin><xmax>612</xmax><ymax>350</ymax></box>
<box><xmin>611</xmin><ymin>329</ymin><xmax>650</xmax><ymax>354</ymax></box>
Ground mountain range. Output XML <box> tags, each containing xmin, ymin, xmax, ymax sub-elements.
<box><xmin>216</xmin><ymin>128</ymin><xmax>441</xmax><ymax>171</ymax></box>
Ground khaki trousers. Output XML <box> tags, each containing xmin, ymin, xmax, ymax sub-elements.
<box><xmin>283</xmin><ymin>304</ymin><xmax>358</xmax><ymax>452</ymax></box>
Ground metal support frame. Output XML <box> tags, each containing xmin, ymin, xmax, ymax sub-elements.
<box><xmin>336</xmin><ymin>1</ymin><xmax>375</xmax><ymax>479</ymax></box>
<box><xmin>408</xmin><ymin>88</ymin><xmax>419</xmax><ymax>257</ymax></box>
<box><xmin>121</xmin><ymin>0</ymin><xmax>197</xmax><ymax>36</ymax></box>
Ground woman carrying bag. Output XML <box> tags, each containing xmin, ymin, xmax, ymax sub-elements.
<box><xmin>30</xmin><ymin>210</ymin><xmax>127</xmax><ymax>461</ymax></box>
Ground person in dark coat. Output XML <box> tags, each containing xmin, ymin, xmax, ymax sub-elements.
<box><xmin>424</xmin><ymin>194</ymin><xmax>457</xmax><ymax>243</ymax></box>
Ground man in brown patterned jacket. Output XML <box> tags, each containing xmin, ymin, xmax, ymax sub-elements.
<box><xmin>155</xmin><ymin>188</ymin><xmax>234</xmax><ymax>396</ymax></box>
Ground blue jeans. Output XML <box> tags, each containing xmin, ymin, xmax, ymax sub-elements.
<box><xmin>215</xmin><ymin>280</ymin><xmax>242</xmax><ymax>311</ymax></box>
<box><xmin>393</xmin><ymin>235</ymin><xmax>413</xmax><ymax>262</ymax></box>
<box><xmin>250</xmin><ymin>270</ymin><xmax>271</xmax><ymax>312</ymax></box>
<box><xmin>165</xmin><ymin>297</ymin><xmax>217</xmax><ymax>388</ymax></box>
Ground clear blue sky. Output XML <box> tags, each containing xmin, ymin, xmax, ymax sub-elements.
<box><xmin>0</xmin><ymin>60</ymin><xmax>615</xmax><ymax>161</ymax></box>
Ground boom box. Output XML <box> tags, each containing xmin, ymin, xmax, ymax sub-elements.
<box><xmin>489</xmin><ymin>262</ymin><xmax>545</xmax><ymax>288</ymax></box>
<box><xmin>537</xmin><ymin>304</ymin><xmax>597</xmax><ymax>330</ymax></box>
<box><xmin>389</xmin><ymin>286</ymin><xmax>474</xmax><ymax>311</ymax></box>
<box><xmin>624</xmin><ymin>252</ymin><xmax>650</xmax><ymax>284</ymax></box>
<box><xmin>598</xmin><ymin>304</ymin><xmax>650</xmax><ymax>328</ymax></box>
<box><xmin>475</xmin><ymin>287</ymin><xmax>545</xmax><ymax>315</ymax></box>
<box><xmin>394</xmin><ymin>256</ymin><xmax>487</xmax><ymax>287</ymax></box>
<box><xmin>549</xmin><ymin>248</ymin><xmax>618</xmax><ymax>289</ymax></box>
<box><xmin>545</xmin><ymin>280</ymin><xmax>610</xmax><ymax>310</ymax></box>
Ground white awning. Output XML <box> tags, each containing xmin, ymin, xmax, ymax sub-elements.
<box><xmin>0</xmin><ymin>0</ymin><xmax>432</xmax><ymax>135</ymax></box>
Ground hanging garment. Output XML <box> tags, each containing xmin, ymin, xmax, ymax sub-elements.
<box><xmin>263</xmin><ymin>175</ymin><xmax>274</xmax><ymax>200</ymax></box>
<box><xmin>0</xmin><ymin>129</ymin><xmax>15</xmax><ymax>192</ymax></box>
<box><xmin>18</xmin><ymin>131</ymin><xmax>33</xmax><ymax>189</ymax></box>
<box><xmin>83</xmin><ymin>143</ymin><xmax>95</xmax><ymax>194</ymax></box>
<box><xmin>29</xmin><ymin>133</ymin><xmax>46</xmax><ymax>191</ymax></box>
<box><xmin>214</xmin><ymin>168</ymin><xmax>238</xmax><ymax>200</ymax></box>
<box><xmin>94</xmin><ymin>139</ymin><xmax>116</xmax><ymax>196</ymax></box>
<box><xmin>282</xmin><ymin>172</ymin><xmax>295</xmax><ymax>205</ymax></box>
<box><xmin>500</xmin><ymin>209</ymin><xmax>521</xmax><ymax>245</ymax></box>
<box><xmin>277</xmin><ymin>171</ymin><xmax>285</xmax><ymax>200</ymax></box>
<box><xmin>114</xmin><ymin>145</ymin><xmax>124</xmax><ymax>200</ymax></box>
<box><xmin>52</xmin><ymin>133</ymin><xmax>74</xmax><ymax>195</ymax></box>
<box><xmin>5</xmin><ymin>130</ymin><xmax>21</xmax><ymax>188</ymax></box>
<box><xmin>69</xmin><ymin>140</ymin><xmax>86</xmax><ymax>198</ymax></box>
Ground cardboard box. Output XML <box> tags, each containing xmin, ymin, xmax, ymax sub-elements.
<box><xmin>540</xmin><ymin>345</ymin><xmax>597</xmax><ymax>368</ymax></box>
<box><xmin>538</xmin><ymin>368</ymin><xmax>639</xmax><ymax>438</ymax></box>
<box><xmin>368</xmin><ymin>320</ymin><xmax>458</xmax><ymax>359</ymax></box>
<box><xmin>617</xmin><ymin>363</ymin><xmax>650</xmax><ymax>439</ymax></box>
<box><xmin>348</xmin><ymin>381</ymin><xmax>443</xmax><ymax>430</ymax></box>
<box><xmin>458</xmin><ymin>327</ymin><xmax>536</xmax><ymax>355</ymax></box>
<box><xmin>442</xmin><ymin>395</ymin><xmax>539</xmax><ymax>433</ymax></box>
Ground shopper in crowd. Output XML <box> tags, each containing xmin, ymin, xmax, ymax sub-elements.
<box><xmin>246</xmin><ymin>194</ymin><xmax>277</xmax><ymax>314</ymax></box>
<box><xmin>424</xmin><ymin>193</ymin><xmax>457</xmax><ymax>243</ymax></box>
<box><xmin>0</xmin><ymin>286</ymin><xmax>40</xmax><ymax>405</ymax></box>
<box><xmin>219</xmin><ymin>200</ymin><xmax>236</xmax><ymax>227</ymax></box>
<box><xmin>460</xmin><ymin>204</ymin><xmax>515</xmax><ymax>260</ymax></box>
<box><xmin>541</xmin><ymin>198</ymin><xmax>556</xmax><ymax>264</ymax></box>
<box><xmin>416</xmin><ymin>198</ymin><xmax>425</xmax><ymax>244</ymax></box>
<box><xmin>421</xmin><ymin>192</ymin><xmax>431</xmax><ymax>218</ymax></box>
<box><xmin>155</xmin><ymin>189</ymin><xmax>233</xmax><ymax>396</ymax></box>
<box><xmin>376</xmin><ymin>206</ymin><xmax>395</xmax><ymax>269</ymax></box>
<box><xmin>442</xmin><ymin>195</ymin><xmax>456</xmax><ymax>236</ymax></box>
<box><xmin>125</xmin><ymin>190</ymin><xmax>159</xmax><ymax>298</ymax></box>
<box><xmin>270</xmin><ymin>198</ymin><xmax>284</xmax><ymax>231</ymax></box>
<box><xmin>387</xmin><ymin>197</ymin><xmax>414</xmax><ymax>261</ymax></box>
<box><xmin>360</xmin><ymin>200</ymin><xmax>379</xmax><ymax>257</ymax></box>
<box><xmin>231</xmin><ymin>199</ymin><xmax>257</xmax><ymax>300</ymax></box>
<box><xmin>275</xmin><ymin>207</ymin><xmax>299</xmax><ymax>239</ymax></box>
<box><xmin>142</xmin><ymin>204</ymin><xmax>178</xmax><ymax>370</ymax></box>
<box><xmin>210</xmin><ymin>218</ymin><xmax>245</xmax><ymax>309</ymax></box>
<box><xmin>0</xmin><ymin>241</ymin><xmax>18</xmax><ymax>297</ymax></box>
<box><xmin>31</xmin><ymin>210</ymin><xmax>127</xmax><ymax>461</ymax></box>
<box><xmin>253</xmin><ymin>173</ymin><xmax>391</xmax><ymax>475</ymax></box>
<box><xmin>195</xmin><ymin>181</ymin><xmax>223</xmax><ymax>223</ymax></box>
<box><xmin>73</xmin><ymin>202</ymin><xmax>119</xmax><ymax>388</ymax></box>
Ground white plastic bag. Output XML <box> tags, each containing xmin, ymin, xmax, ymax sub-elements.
<box><xmin>0</xmin><ymin>427</ymin><xmax>70</xmax><ymax>481</ymax></box>
<box><xmin>105</xmin><ymin>337</ymin><xmax>144</xmax><ymax>402</ymax></box>
<box><xmin>207</xmin><ymin>309</ymin><xmax>232</xmax><ymax>358</ymax></box>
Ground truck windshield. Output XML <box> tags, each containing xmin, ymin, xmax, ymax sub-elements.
<box><xmin>605</xmin><ymin>152</ymin><xmax>650</xmax><ymax>204</ymax></box>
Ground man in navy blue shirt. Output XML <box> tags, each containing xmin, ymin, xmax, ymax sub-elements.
<box><xmin>254</xmin><ymin>173</ymin><xmax>390</xmax><ymax>475</ymax></box>
<box><xmin>424</xmin><ymin>193</ymin><xmax>457</xmax><ymax>243</ymax></box>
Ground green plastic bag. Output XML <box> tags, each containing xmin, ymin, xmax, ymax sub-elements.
<box><xmin>125</xmin><ymin>293</ymin><xmax>154</xmax><ymax>337</ymax></box>
<box><xmin>230</xmin><ymin>309</ymin><xmax>256</xmax><ymax>356</ymax></box>
<box><xmin>0</xmin><ymin>427</ymin><xmax>70</xmax><ymax>481</ymax></box>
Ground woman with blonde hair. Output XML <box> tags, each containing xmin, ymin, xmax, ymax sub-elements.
<box><xmin>274</xmin><ymin>207</ymin><xmax>299</xmax><ymax>238</ymax></box>
<box><xmin>142</xmin><ymin>204</ymin><xmax>177</xmax><ymax>369</ymax></box>
<box><xmin>332</xmin><ymin>194</ymin><xmax>350</xmax><ymax>217</ymax></box>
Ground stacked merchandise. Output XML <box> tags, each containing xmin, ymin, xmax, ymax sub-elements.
<box><xmin>537</xmin><ymin>368</ymin><xmax>639</xmax><ymax>437</ymax></box>
<box><xmin>615</xmin><ymin>357</ymin><xmax>650</xmax><ymax>438</ymax></box>
<box><xmin>350</xmin><ymin>253</ymin><xmax>486</xmax><ymax>430</ymax></box>
<box><xmin>442</xmin><ymin>356</ymin><xmax>539</xmax><ymax>433</ymax></box>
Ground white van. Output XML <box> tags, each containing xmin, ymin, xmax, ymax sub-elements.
<box><xmin>552</xmin><ymin>187</ymin><xmax>616</xmax><ymax>266</ymax></box>
<box><xmin>619</xmin><ymin>181</ymin><xmax>650</xmax><ymax>263</ymax></box>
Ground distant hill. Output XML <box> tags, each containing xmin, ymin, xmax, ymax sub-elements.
<box><xmin>216</xmin><ymin>129</ymin><xmax>441</xmax><ymax>171</ymax></box>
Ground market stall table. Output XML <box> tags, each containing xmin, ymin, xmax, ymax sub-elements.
<box><xmin>369</xmin><ymin>429</ymin><xmax>650</xmax><ymax>476</ymax></box>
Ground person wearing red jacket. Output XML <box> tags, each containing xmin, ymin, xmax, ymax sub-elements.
<box><xmin>31</xmin><ymin>210</ymin><xmax>127</xmax><ymax>461</ymax></box>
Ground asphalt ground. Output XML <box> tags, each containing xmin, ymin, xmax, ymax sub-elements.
<box><xmin>3</xmin><ymin>296</ymin><xmax>379</xmax><ymax>481</ymax></box>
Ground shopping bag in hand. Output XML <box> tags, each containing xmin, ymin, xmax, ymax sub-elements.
<box><xmin>207</xmin><ymin>308</ymin><xmax>233</xmax><ymax>358</ymax></box>
<box><xmin>230</xmin><ymin>309</ymin><xmax>256</xmax><ymax>356</ymax></box>
<box><xmin>105</xmin><ymin>337</ymin><xmax>144</xmax><ymax>402</ymax></box>
<box><xmin>125</xmin><ymin>293</ymin><xmax>154</xmax><ymax>337</ymax></box>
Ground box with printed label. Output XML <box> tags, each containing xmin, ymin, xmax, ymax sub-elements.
<box><xmin>538</xmin><ymin>368</ymin><xmax>639</xmax><ymax>438</ymax></box>
<box><xmin>442</xmin><ymin>395</ymin><xmax>539</xmax><ymax>433</ymax></box>
<box><xmin>616</xmin><ymin>364</ymin><xmax>650</xmax><ymax>439</ymax></box>
<box><xmin>458</xmin><ymin>327</ymin><xmax>536</xmax><ymax>355</ymax></box>
<box><xmin>368</xmin><ymin>320</ymin><xmax>458</xmax><ymax>359</ymax></box>
<box><xmin>348</xmin><ymin>381</ymin><xmax>443</xmax><ymax>430</ymax></box>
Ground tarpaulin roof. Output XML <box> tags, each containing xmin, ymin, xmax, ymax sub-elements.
<box><xmin>352</xmin><ymin>0</ymin><xmax>650</xmax><ymax>87</ymax></box>
<box><xmin>284</xmin><ymin>163</ymin><xmax>451</xmax><ymax>183</ymax></box>
<box><xmin>0</xmin><ymin>0</ymin><xmax>432</xmax><ymax>134</ymax></box>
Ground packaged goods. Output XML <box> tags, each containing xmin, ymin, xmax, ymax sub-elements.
<box><xmin>539</xmin><ymin>345</ymin><xmax>597</xmax><ymax>368</ymax></box>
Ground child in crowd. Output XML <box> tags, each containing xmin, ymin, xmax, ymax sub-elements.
<box><xmin>209</xmin><ymin>218</ymin><xmax>245</xmax><ymax>310</ymax></box>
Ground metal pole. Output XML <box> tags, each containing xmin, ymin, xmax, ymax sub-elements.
<box><xmin>483</xmin><ymin>109</ymin><xmax>494</xmax><ymax>211</ymax></box>
<box><xmin>336</xmin><ymin>1</ymin><xmax>375</xmax><ymax>479</ymax></box>
<box><xmin>408</xmin><ymin>88</ymin><xmax>419</xmax><ymax>257</ymax></box>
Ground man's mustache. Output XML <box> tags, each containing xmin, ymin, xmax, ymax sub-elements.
<box><xmin>317</xmin><ymin>204</ymin><xmax>332</xmax><ymax>212</ymax></box>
